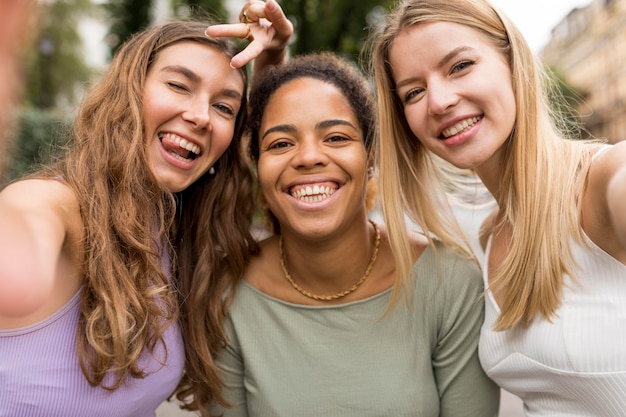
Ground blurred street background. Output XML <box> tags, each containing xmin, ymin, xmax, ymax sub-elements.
<box><xmin>3</xmin><ymin>0</ymin><xmax>625</xmax><ymax>186</ymax></box>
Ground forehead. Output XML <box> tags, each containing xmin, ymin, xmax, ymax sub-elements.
<box><xmin>151</xmin><ymin>41</ymin><xmax>244</xmax><ymax>89</ymax></box>
<box><xmin>263</xmin><ymin>77</ymin><xmax>357</xmax><ymax>122</ymax></box>
<box><xmin>393</xmin><ymin>21</ymin><xmax>495</xmax><ymax>57</ymax></box>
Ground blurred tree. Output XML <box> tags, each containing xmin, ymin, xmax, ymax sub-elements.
<box><xmin>26</xmin><ymin>0</ymin><xmax>94</xmax><ymax>109</ymax></box>
<box><xmin>106</xmin><ymin>0</ymin><xmax>152</xmax><ymax>54</ymax></box>
<box><xmin>105</xmin><ymin>0</ymin><xmax>227</xmax><ymax>55</ymax></box>
<box><xmin>280</xmin><ymin>0</ymin><xmax>394</xmax><ymax>61</ymax></box>
<box><xmin>174</xmin><ymin>0</ymin><xmax>228</xmax><ymax>21</ymax></box>
<box><xmin>3</xmin><ymin>109</ymin><xmax>71</xmax><ymax>184</ymax></box>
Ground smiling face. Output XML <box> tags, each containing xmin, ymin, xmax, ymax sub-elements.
<box><xmin>257</xmin><ymin>77</ymin><xmax>369</xmax><ymax>239</ymax></box>
<box><xmin>389</xmin><ymin>21</ymin><xmax>516</xmax><ymax>175</ymax></box>
<box><xmin>142</xmin><ymin>41</ymin><xmax>244</xmax><ymax>192</ymax></box>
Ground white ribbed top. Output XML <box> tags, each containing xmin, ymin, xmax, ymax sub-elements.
<box><xmin>479</xmin><ymin>233</ymin><xmax>626</xmax><ymax>416</ymax></box>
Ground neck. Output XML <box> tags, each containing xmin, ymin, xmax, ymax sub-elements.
<box><xmin>279</xmin><ymin>220</ymin><xmax>380</xmax><ymax>301</ymax></box>
<box><xmin>474</xmin><ymin>150</ymin><xmax>507</xmax><ymax>205</ymax></box>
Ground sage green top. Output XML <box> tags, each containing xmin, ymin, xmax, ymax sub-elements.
<box><xmin>211</xmin><ymin>244</ymin><xmax>499</xmax><ymax>417</ymax></box>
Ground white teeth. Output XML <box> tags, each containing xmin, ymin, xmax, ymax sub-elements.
<box><xmin>160</xmin><ymin>132</ymin><xmax>201</xmax><ymax>155</ymax></box>
<box><xmin>441</xmin><ymin>116</ymin><xmax>482</xmax><ymax>138</ymax></box>
<box><xmin>169</xmin><ymin>151</ymin><xmax>190</xmax><ymax>163</ymax></box>
<box><xmin>290</xmin><ymin>184</ymin><xmax>337</xmax><ymax>202</ymax></box>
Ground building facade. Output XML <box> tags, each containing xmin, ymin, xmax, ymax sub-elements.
<box><xmin>542</xmin><ymin>0</ymin><xmax>626</xmax><ymax>143</ymax></box>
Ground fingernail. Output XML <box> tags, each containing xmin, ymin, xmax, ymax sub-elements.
<box><xmin>266</xmin><ymin>0</ymin><xmax>276</xmax><ymax>11</ymax></box>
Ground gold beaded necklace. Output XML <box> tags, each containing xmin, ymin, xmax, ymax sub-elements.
<box><xmin>278</xmin><ymin>220</ymin><xmax>380</xmax><ymax>301</ymax></box>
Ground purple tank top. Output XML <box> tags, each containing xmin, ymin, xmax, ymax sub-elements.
<box><xmin>0</xmin><ymin>289</ymin><xmax>185</xmax><ymax>417</ymax></box>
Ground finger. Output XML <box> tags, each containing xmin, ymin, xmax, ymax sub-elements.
<box><xmin>229</xmin><ymin>40</ymin><xmax>266</xmax><ymax>68</ymax></box>
<box><xmin>264</xmin><ymin>0</ymin><xmax>294</xmax><ymax>40</ymax></box>
<box><xmin>205</xmin><ymin>23</ymin><xmax>243</xmax><ymax>38</ymax></box>
<box><xmin>238</xmin><ymin>1</ymin><xmax>266</xmax><ymax>23</ymax></box>
<box><xmin>206</xmin><ymin>23</ymin><xmax>251</xmax><ymax>40</ymax></box>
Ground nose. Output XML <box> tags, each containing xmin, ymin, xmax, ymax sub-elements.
<box><xmin>182</xmin><ymin>96</ymin><xmax>211</xmax><ymax>130</ymax></box>
<box><xmin>427</xmin><ymin>80</ymin><xmax>459</xmax><ymax>116</ymax></box>
<box><xmin>292</xmin><ymin>137</ymin><xmax>329</xmax><ymax>169</ymax></box>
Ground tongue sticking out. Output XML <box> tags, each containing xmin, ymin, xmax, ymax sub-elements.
<box><xmin>161</xmin><ymin>136</ymin><xmax>197</xmax><ymax>160</ymax></box>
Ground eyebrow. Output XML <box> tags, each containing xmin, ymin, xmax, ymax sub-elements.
<box><xmin>261</xmin><ymin>119</ymin><xmax>358</xmax><ymax>140</ymax></box>
<box><xmin>395</xmin><ymin>46</ymin><xmax>474</xmax><ymax>90</ymax></box>
<box><xmin>316</xmin><ymin>119</ymin><xmax>358</xmax><ymax>130</ymax></box>
<box><xmin>161</xmin><ymin>65</ymin><xmax>243</xmax><ymax>100</ymax></box>
<box><xmin>438</xmin><ymin>46</ymin><xmax>473</xmax><ymax>68</ymax></box>
<box><xmin>162</xmin><ymin>65</ymin><xmax>199</xmax><ymax>82</ymax></box>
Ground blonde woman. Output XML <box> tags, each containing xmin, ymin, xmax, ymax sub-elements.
<box><xmin>370</xmin><ymin>0</ymin><xmax>626</xmax><ymax>415</ymax></box>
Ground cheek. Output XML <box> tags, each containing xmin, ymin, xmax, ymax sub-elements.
<box><xmin>211</xmin><ymin>121</ymin><xmax>237</xmax><ymax>156</ymax></box>
<box><xmin>404</xmin><ymin>105</ymin><xmax>426</xmax><ymax>138</ymax></box>
<box><xmin>256</xmin><ymin>159</ymin><xmax>276</xmax><ymax>198</ymax></box>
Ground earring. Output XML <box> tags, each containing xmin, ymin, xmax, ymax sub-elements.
<box><xmin>208</xmin><ymin>166</ymin><xmax>215</xmax><ymax>175</ymax></box>
<box><xmin>367</xmin><ymin>166</ymin><xmax>375</xmax><ymax>178</ymax></box>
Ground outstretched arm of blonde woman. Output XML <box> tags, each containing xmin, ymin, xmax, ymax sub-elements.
<box><xmin>0</xmin><ymin>179</ymin><xmax>80</xmax><ymax>327</ymax></box>
<box><xmin>205</xmin><ymin>0</ymin><xmax>293</xmax><ymax>71</ymax></box>
<box><xmin>606</xmin><ymin>143</ymin><xmax>626</xmax><ymax>247</ymax></box>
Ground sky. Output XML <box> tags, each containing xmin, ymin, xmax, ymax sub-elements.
<box><xmin>489</xmin><ymin>0</ymin><xmax>593</xmax><ymax>52</ymax></box>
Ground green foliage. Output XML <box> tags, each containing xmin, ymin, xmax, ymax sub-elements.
<box><xmin>280</xmin><ymin>0</ymin><xmax>394</xmax><ymax>62</ymax></box>
<box><xmin>3</xmin><ymin>109</ymin><xmax>71</xmax><ymax>184</ymax></box>
<box><xmin>174</xmin><ymin>0</ymin><xmax>228</xmax><ymax>21</ymax></box>
<box><xmin>26</xmin><ymin>0</ymin><xmax>94</xmax><ymax>109</ymax></box>
<box><xmin>105</xmin><ymin>0</ymin><xmax>153</xmax><ymax>54</ymax></box>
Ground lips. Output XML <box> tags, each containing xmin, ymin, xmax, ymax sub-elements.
<box><xmin>159</xmin><ymin>132</ymin><xmax>201</xmax><ymax>160</ymax></box>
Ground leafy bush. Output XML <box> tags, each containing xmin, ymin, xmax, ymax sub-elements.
<box><xmin>3</xmin><ymin>108</ymin><xmax>71</xmax><ymax>184</ymax></box>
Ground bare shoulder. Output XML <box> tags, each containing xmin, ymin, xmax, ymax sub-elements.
<box><xmin>2</xmin><ymin>178</ymin><xmax>77</xmax><ymax>209</ymax></box>
<box><xmin>1</xmin><ymin>178</ymin><xmax>81</xmax><ymax>236</ymax></box>
<box><xmin>0</xmin><ymin>179</ymin><xmax>82</xmax><ymax>326</ymax></box>
<box><xmin>583</xmin><ymin>142</ymin><xmax>626</xmax><ymax>213</ymax></box>
<box><xmin>588</xmin><ymin>142</ymin><xmax>626</xmax><ymax>179</ymax></box>
<box><xmin>582</xmin><ymin>142</ymin><xmax>626</xmax><ymax>257</ymax></box>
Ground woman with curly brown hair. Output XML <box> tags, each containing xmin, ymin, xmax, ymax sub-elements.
<box><xmin>0</xmin><ymin>20</ymin><xmax>258</xmax><ymax>417</ymax></box>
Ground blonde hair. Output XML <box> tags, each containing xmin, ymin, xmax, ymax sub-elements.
<box><xmin>368</xmin><ymin>0</ymin><xmax>597</xmax><ymax>329</ymax></box>
<box><xmin>39</xmin><ymin>20</ymin><xmax>257</xmax><ymax>415</ymax></box>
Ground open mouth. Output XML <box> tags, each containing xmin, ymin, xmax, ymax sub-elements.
<box><xmin>289</xmin><ymin>183</ymin><xmax>338</xmax><ymax>203</ymax></box>
<box><xmin>159</xmin><ymin>132</ymin><xmax>200</xmax><ymax>161</ymax></box>
<box><xmin>440</xmin><ymin>116</ymin><xmax>483</xmax><ymax>139</ymax></box>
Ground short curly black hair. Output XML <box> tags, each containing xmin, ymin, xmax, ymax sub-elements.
<box><xmin>247</xmin><ymin>52</ymin><xmax>376</xmax><ymax>162</ymax></box>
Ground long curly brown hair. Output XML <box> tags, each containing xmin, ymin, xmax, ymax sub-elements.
<box><xmin>40</xmin><ymin>20</ymin><xmax>258</xmax><ymax>414</ymax></box>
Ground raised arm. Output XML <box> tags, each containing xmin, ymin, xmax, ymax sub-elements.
<box><xmin>0</xmin><ymin>179</ymin><xmax>80</xmax><ymax>327</ymax></box>
<box><xmin>205</xmin><ymin>0</ymin><xmax>293</xmax><ymax>78</ymax></box>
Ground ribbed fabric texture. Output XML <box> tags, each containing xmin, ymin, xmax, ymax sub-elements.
<box><xmin>479</xmin><ymin>233</ymin><xmax>626</xmax><ymax>416</ymax></box>
<box><xmin>210</xmin><ymin>243</ymin><xmax>500</xmax><ymax>417</ymax></box>
<box><xmin>0</xmin><ymin>289</ymin><xmax>185</xmax><ymax>417</ymax></box>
